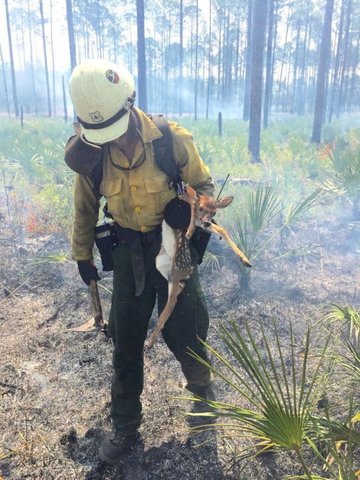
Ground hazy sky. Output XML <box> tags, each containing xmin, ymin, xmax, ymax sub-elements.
<box><xmin>0</xmin><ymin>1</ymin><xmax>71</xmax><ymax>72</ymax></box>
<box><xmin>0</xmin><ymin>0</ymin><xmax>214</xmax><ymax>74</ymax></box>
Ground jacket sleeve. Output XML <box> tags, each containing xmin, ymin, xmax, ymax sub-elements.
<box><xmin>72</xmin><ymin>173</ymin><xmax>101</xmax><ymax>261</ymax></box>
<box><xmin>169</xmin><ymin>122</ymin><xmax>215</xmax><ymax>197</ymax></box>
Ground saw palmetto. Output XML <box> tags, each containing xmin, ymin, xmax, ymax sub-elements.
<box><xmin>189</xmin><ymin>320</ymin><xmax>331</xmax><ymax>479</ymax></box>
<box><xmin>310</xmin><ymin>398</ymin><xmax>360</xmax><ymax>480</ymax></box>
<box><xmin>321</xmin><ymin>134</ymin><xmax>360</xmax><ymax>219</ymax></box>
<box><xmin>338</xmin><ymin>340</ymin><xmax>360</xmax><ymax>385</ymax></box>
<box><xmin>323</xmin><ymin>304</ymin><xmax>360</xmax><ymax>347</ymax></box>
<box><xmin>282</xmin><ymin>189</ymin><xmax>323</xmax><ymax>234</ymax></box>
<box><xmin>229</xmin><ymin>186</ymin><xmax>321</xmax><ymax>291</ymax></box>
<box><xmin>229</xmin><ymin>185</ymin><xmax>281</xmax><ymax>290</ymax></box>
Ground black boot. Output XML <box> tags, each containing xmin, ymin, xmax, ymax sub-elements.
<box><xmin>99</xmin><ymin>429</ymin><xmax>140</xmax><ymax>465</ymax></box>
<box><xmin>186</xmin><ymin>384</ymin><xmax>217</xmax><ymax>425</ymax></box>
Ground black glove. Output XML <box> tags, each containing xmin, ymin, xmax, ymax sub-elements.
<box><xmin>77</xmin><ymin>260</ymin><xmax>101</xmax><ymax>285</ymax></box>
<box><xmin>164</xmin><ymin>197</ymin><xmax>191</xmax><ymax>229</ymax></box>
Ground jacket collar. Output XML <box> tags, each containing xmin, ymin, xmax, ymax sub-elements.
<box><xmin>134</xmin><ymin>108</ymin><xmax>163</xmax><ymax>144</ymax></box>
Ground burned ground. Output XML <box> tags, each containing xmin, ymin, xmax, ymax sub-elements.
<box><xmin>0</xmin><ymin>199</ymin><xmax>359</xmax><ymax>480</ymax></box>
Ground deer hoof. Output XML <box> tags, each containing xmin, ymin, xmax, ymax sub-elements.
<box><xmin>144</xmin><ymin>338</ymin><xmax>155</xmax><ymax>352</ymax></box>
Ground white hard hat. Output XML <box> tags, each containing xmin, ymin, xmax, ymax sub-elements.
<box><xmin>69</xmin><ymin>59</ymin><xmax>135</xmax><ymax>144</ymax></box>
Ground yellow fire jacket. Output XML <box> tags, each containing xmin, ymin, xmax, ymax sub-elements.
<box><xmin>68</xmin><ymin>108</ymin><xmax>215</xmax><ymax>261</ymax></box>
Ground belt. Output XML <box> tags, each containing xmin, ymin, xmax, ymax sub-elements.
<box><xmin>114</xmin><ymin>223</ymin><xmax>161</xmax><ymax>245</ymax></box>
<box><xmin>114</xmin><ymin>223</ymin><xmax>161</xmax><ymax>296</ymax></box>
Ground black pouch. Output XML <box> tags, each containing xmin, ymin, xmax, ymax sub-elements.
<box><xmin>94</xmin><ymin>223</ymin><xmax>118</xmax><ymax>271</ymax></box>
<box><xmin>190</xmin><ymin>227</ymin><xmax>211</xmax><ymax>265</ymax></box>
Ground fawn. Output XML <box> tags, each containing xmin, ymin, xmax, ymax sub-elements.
<box><xmin>144</xmin><ymin>185</ymin><xmax>251</xmax><ymax>350</ymax></box>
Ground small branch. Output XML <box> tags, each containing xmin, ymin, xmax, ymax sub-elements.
<box><xmin>0</xmin><ymin>277</ymin><xmax>31</xmax><ymax>304</ymax></box>
<box><xmin>37</xmin><ymin>307</ymin><xmax>61</xmax><ymax>329</ymax></box>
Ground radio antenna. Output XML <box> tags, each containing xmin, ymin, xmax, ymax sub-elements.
<box><xmin>216</xmin><ymin>173</ymin><xmax>230</xmax><ymax>200</ymax></box>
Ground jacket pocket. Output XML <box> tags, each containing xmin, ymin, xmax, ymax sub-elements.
<box><xmin>145</xmin><ymin>174</ymin><xmax>174</xmax><ymax>214</ymax></box>
<box><xmin>100</xmin><ymin>177</ymin><xmax>123</xmax><ymax>217</ymax></box>
<box><xmin>145</xmin><ymin>174</ymin><xmax>169</xmax><ymax>193</ymax></box>
<box><xmin>100</xmin><ymin>177</ymin><xmax>122</xmax><ymax>197</ymax></box>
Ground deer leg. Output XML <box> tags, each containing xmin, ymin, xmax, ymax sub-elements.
<box><xmin>144</xmin><ymin>280</ymin><xmax>185</xmax><ymax>351</ymax></box>
<box><xmin>149</xmin><ymin>221</ymin><xmax>193</xmax><ymax>351</ymax></box>
<box><xmin>209</xmin><ymin>223</ymin><xmax>252</xmax><ymax>267</ymax></box>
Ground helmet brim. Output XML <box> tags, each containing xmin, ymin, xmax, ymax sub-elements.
<box><xmin>80</xmin><ymin>109</ymin><xmax>131</xmax><ymax>145</ymax></box>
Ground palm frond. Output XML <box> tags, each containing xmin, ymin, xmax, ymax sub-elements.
<box><xmin>29</xmin><ymin>252</ymin><xmax>73</xmax><ymax>266</ymax></box>
<box><xmin>230</xmin><ymin>216</ymin><xmax>251</xmax><ymax>257</ymax></box>
<box><xmin>247</xmin><ymin>185</ymin><xmax>281</xmax><ymax>234</ymax></box>
<box><xmin>323</xmin><ymin>142</ymin><xmax>360</xmax><ymax>204</ymax></box>
<box><xmin>284</xmin><ymin>476</ymin><xmax>328</xmax><ymax>480</ymax></box>
<box><xmin>309</xmin><ymin>397</ymin><xmax>360</xmax><ymax>480</ymax></box>
<box><xmin>188</xmin><ymin>320</ymin><xmax>332</xmax><ymax>479</ymax></box>
<box><xmin>283</xmin><ymin>189</ymin><xmax>323</xmax><ymax>230</ymax></box>
<box><xmin>338</xmin><ymin>341</ymin><xmax>360</xmax><ymax>384</ymax></box>
<box><xmin>229</xmin><ymin>186</ymin><xmax>281</xmax><ymax>263</ymax></box>
<box><xmin>199</xmin><ymin>251</ymin><xmax>222</xmax><ymax>274</ymax></box>
<box><xmin>323</xmin><ymin>304</ymin><xmax>360</xmax><ymax>346</ymax></box>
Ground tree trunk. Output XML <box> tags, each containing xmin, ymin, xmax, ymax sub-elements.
<box><xmin>5</xmin><ymin>0</ymin><xmax>19</xmax><ymax>116</ymax></box>
<box><xmin>348</xmin><ymin>29</ymin><xmax>360</xmax><ymax>111</ymax></box>
<box><xmin>164</xmin><ymin>21</ymin><xmax>170</xmax><ymax>115</ymax></box>
<box><xmin>194</xmin><ymin>0</ymin><xmax>199</xmax><ymax>120</ymax></box>
<box><xmin>179</xmin><ymin>0</ymin><xmax>183</xmax><ymax>116</ymax></box>
<box><xmin>243</xmin><ymin>0</ymin><xmax>253</xmax><ymax>121</ymax></box>
<box><xmin>336</xmin><ymin>0</ymin><xmax>352</xmax><ymax>118</ymax></box>
<box><xmin>311</xmin><ymin>0</ymin><xmax>335</xmax><ymax>144</ymax></box>
<box><xmin>291</xmin><ymin>20</ymin><xmax>301</xmax><ymax>113</ymax></box>
<box><xmin>95</xmin><ymin>0</ymin><xmax>101</xmax><ymax>57</ymax></box>
<box><xmin>50</xmin><ymin>0</ymin><xmax>56</xmax><ymax>117</ymax></box>
<box><xmin>19</xmin><ymin>0</ymin><xmax>26</xmax><ymax>70</ymax></box>
<box><xmin>0</xmin><ymin>43</ymin><xmax>10</xmax><ymax>115</ymax></box>
<box><xmin>136</xmin><ymin>0</ymin><xmax>147</xmax><ymax>111</ymax></box>
<box><xmin>220</xmin><ymin>10</ymin><xmax>226</xmax><ymax>101</ymax></box>
<box><xmin>234</xmin><ymin>15</ymin><xmax>241</xmax><ymax>102</ymax></box>
<box><xmin>216</xmin><ymin>6</ymin><xmax>223</xmax><ymax>102</ymax></box>
<box><xmin>40</xmin><ymin>0</ymin><xmax>52</xmax><ymax>116</ymax></box>
<box><xmin>248</xmin><ymin>0</ymin><xmax>268</xmax><ymax>162</ymax></box>
<box><xmin>27</xmin><ymin>0</ymin><xmax>38</xmax><ymax>115</ymax></box>
<box><xmin>206</xmin><ymin>0</ymin><xmax>212</xmax><ymax>119</ymax></box>
<box><xmin>62</xmin><ymin>75</ymin><xmax>68</xmax><ymax>122</ymax></box>
<box><xmin>275</xmin><ymin>7</ymin><xmax>290</xmax><ymax>111</ymax></box>
<box><xmin>284</xmin><ymin>44</ymin><xmax>292</xmax><ymax>111</ymax></box>
<box><xmin>66</xmin><ymin>0</ymin><xmax>77</xmax><ymax>72</ymax></box>
<box><xmin>328</xmin><ymin>0</ymin><xmax>345</xmax><ymax>122</ymax></box>
<box><xmin>263</xmin><ymin>0</ymin><xmax>274</xmax><ymax>128</ymax></box>
<box><xmin>297</xmin><ymin>4</ymin><xmax>309</xmax><ymax>116</ymax></box>
<box><xmin>222</xmin><ymin>9</ymin><xmax>232</xmax><ymax>102</ymax></box>
<box><xmin>304</xmin><ymin>20</ymin><xmax>314</xmax><ymax>112</ymax></box>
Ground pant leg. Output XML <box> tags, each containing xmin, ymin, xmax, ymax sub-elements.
<box><xmin>156</xmin><ymin>265</ymin><xmax>212</xmax><ymax>391</ymax></box>
<box><xmin>109</xmin><ymin>243</ymin><xmax>156</xmax><ymax>431</ymax></box>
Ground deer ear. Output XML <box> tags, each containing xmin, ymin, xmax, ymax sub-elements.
<box><xmin>216</xmin><ymin>195</ymin><xmax>234</xmax><ymax>208</ymax></box>
<box><xmin>185</xmin><ymin>185</ymin><xmax>198</xmax><ymax>198</ymax></box>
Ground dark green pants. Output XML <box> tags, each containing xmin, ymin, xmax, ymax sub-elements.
<box><xmin>108</xmin><ymin>241</ymin><xmax>211</xmax><ymax>431</ymax></box>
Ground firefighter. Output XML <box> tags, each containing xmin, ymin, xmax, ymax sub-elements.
<box><xmin>66</xmin><ymin>59</ymin><xmax>215</xmax><ymax>465</ymax></box>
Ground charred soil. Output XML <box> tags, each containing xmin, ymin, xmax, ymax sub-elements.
<box><xmin>0</xmin><ymin>206</ymin><xmax>359</xmax><ymax>480</ymax></box>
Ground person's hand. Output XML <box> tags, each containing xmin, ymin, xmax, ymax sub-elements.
<box><xmin>164</xmin><ymin>197</ymin><xmax>191</xmax><ymax>229</ymax></box>
<box><xmin>77</xmin><ymin>260</ymin><xmax>101</xmax><ymax>285</ymax></box>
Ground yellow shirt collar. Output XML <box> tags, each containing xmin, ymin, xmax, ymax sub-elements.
<box><xmin>134</xmin><ymin>108</ymin><xmax>163</xmax><ymax>144</ymax></box>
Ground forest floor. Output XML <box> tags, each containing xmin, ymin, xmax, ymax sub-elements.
<box><xmin>0</xmin><ymin>196</ymin><xmax>359</xmax><ymax>480</ymax></box>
